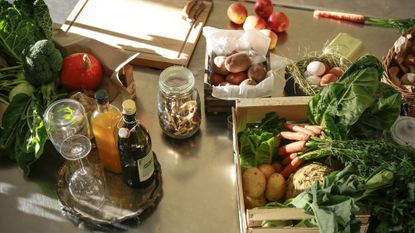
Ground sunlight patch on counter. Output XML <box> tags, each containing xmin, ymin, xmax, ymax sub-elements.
<box><xmin>17</xmin><ymin>193</ymin><xmax>65</xmax><ymax>222</ymax></box>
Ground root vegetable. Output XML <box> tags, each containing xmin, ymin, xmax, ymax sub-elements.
<box><xmin>244</xmin><ymin>195</ymin><xmax>267</xmax><ymax>209</ymax></box>
<box><xmin>242</xmin><ymin>167</ymin><xmax>266</xmax><ymax>198</ymax></box>
<box><xmin>278</xmin><ymin>141</ymin><xmax>306</xmax><ymax>155</ymax></box>
<box><xmin>258</xmin><ymin>164</ymin><xmax>276</xmax><ymax>180</ymax></box>
<box><xmin>272</xmin><ymin>162</ymin><xmax>283</xmax><ymax>173</ymax></box>
<box><xmin>248</xmin><ymin>64</ymin><xmax>267</xmax><ymax>83</ymax></box>
<box><xmin>280</xmin><ymin>157</ymin><xmax>303</xmax><ymax>178</ymax></box>
<box><xmin>284</xmin><ymin>122</ymin><xmax>316</xmax><ymax>136</ymax></box>
<box><xmin>303</xmin><ymin>125</ymin><xmax>323</xmax><ymax>135</ymax></box>
<box><xmin>285</xmin><ymin>162</ymin><xmax>332</xmax><ymax>199</ymax></box>
<box><xmin>265</xmin><ymin>173</ymin><xmax>286</xmax><ymax>201</ymax></box>
<box><xmin>280</xmin><ymin>131</ymin><xmax>310</xmax><ymax>141</ymax></box>
<box><xmin>212</xmin><ymin>56</ymin><xmax>229</xmax><ymax>75</ymax></box>
<box><xmin>281</xmin><ymin>153</ymin><xmax>298</xmax><ymax>166</ymax></box>
<box><xmin>224</xmin><ymin>52</ymin><xmax>251</xmax><ymax>73</ymax></box>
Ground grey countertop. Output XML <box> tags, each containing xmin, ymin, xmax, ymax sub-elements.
<box><xmin>0</xmin><ymin>0</ymin><xmax>410</xmax><ymax>233</ymax></box>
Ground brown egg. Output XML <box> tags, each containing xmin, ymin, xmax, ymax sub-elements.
<box><xmin>328</xmin><ymin>67</ymin><xmax>344</xmax><ymax>77</ymax></box>
<box><xmin>320</xmin><ymin>73</ymin><xmax>338</xmax><ymax>86</ymax></box>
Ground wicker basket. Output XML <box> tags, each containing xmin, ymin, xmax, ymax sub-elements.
<box><xmin>383</xmin><ymin>27</ymin><xmax>415</xmax><ymax>116</ymax></box>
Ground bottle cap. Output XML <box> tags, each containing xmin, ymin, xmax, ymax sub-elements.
<box><xmin>122</xmin><ymin>99</ymin><xmax>136</xmax><ymax>115</ymax></box>
<box><xmin>95</xmin><ymin>89</ymin><xmax>108</xmax><ymax>104</ymax></box>
<box><xmin>391</xmin><ymin>116</ymin><xmax>415</xmax><ymax>147</ymax></box>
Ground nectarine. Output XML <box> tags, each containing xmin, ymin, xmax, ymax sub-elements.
<box><xmin>268</xmin><ymin>12</ymin><xmax>289</xmax><ymax>33</ymax></box>
<box><xmin>227</xmin><ymin>3</ymin><xmax>248</xmax><ymax>25</ymax></box>
<box><xmin>243</xmin><ymin>15</ymin><xmax>266</xmax><ymax>30</ymax></box>
<box><xmin>254</xmin><ymin>0</ymin><xmax>273</xmax><ymax>19</ymax></box>
<box><xmin>260</xmin><ymin>29</ymin><xmax>278</xmax><ymax>50</ymax></box>
<box><xmin>226</xmin><ymin>72</ymin><xmax>247</xmax><ymax>85</ymax></box>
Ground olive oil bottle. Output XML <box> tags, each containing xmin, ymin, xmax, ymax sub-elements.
<box><xmin>117</xmin><ymin>99</ymin><xmax>155</xmax><ymax>188</ymax></box>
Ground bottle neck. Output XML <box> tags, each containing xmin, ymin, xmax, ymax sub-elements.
<box><xmin>97</xmin><ymin>102</ymin><xmax>109</xmax><ymax>113</ymax></box>
<box><xmin>122</xmin><ymin>113</ymin><xmax>137</xmax><ymax>128</ymax></box>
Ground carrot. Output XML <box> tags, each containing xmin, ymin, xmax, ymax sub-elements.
<box><xmin>280</xmin><ymin>131</ymin><xmax>310</xmax><ymax>141</ymax></box>
<box><xmin>284</xmin><ymin>123</ymin><xmax>316</xmax><ymax>136</ymax></box>
<box><xmin>280</xmin><ymin>157</ymin><xmax>303</xmax><ymax>178</ymax></box>
<box><xmin>278</xmin><ymin>140</ymin><xmax>306</xmax><ymax>155</ymax></box>
<box><xmin>313</xmin><ymin>10</ymin><xmax>365</xmax><ymax>24</ymax></box>
<box><xmin>281</xmin><ymin>153</ymin><xmax>298</xmax><ymax>166</ymax></box>
<box><xmin>303</xmin><ymin>125</ymin><xmax>323</xmax><ymax>135</ymax></box>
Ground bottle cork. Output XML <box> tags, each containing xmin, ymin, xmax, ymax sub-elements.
<box><xmin>122</xmin><ymin>99</ymin><xmax>136</xmax><ymax>115</ymax></box>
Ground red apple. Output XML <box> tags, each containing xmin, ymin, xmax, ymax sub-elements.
<box><xmin>268</xmin><ymin>12</ymin><xmax>289</xmax><ymax>33</ymax></box>
<box><xmin>254</xmin><ymin>0</ymin><xmax>273</xmax><ymax>18</ymax></box>
<box><xmin>210</xmin><ymin>73</ymin><xmax>225</xmax><ymax>86</ymax></box>
<box><xmin>259</xmin><ymin>29</ymin><xmax>278</xmax><ymax>50</ymax></box>
<box><xmin>227</xmin><ymin>3</ymin><xmax>248</xmax><ymax>25</ymax></box>
<box><xmin>243</xmin><ymin>15</ymin><xmax>266</xmax><ymax>31</ymax></box>
<box><xmin>226</xmin><ymin>72</ymin><xmax>247</xmax><ymax>85</ymax></box>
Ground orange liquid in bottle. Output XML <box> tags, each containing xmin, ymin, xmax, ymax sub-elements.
<box><xmin>92</xmin><ymin>110</ymin><xmax>122</xmax><ymax>173</ymax></box>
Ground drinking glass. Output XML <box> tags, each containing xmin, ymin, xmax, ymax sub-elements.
<box><xmin>44</xmin><ymin>99</ymin><xmax>106</xmax><ymax>208</ymax></box>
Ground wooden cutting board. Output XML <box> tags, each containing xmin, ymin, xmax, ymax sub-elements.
<box><xmin>61</xmin><ymin>0</ymin><xmax>212</xmax><ymax>69</ymax></box>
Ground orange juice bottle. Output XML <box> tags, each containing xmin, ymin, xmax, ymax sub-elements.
<box><xmin>91</xmin><ymin>89</ymin><xmax>122</xmax><ymax>173</ymax></box>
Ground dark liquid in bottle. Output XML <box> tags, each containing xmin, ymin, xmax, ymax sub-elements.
<box><xmin>118</xmin><ymin>114</ymin><xmax>155</xmax><ymax>189</ymax></box>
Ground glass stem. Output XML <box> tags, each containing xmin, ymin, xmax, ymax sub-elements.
<box><xmin>79</xmin><ymin>159</ymin><xmax>87</xmax><ymax>175</ymax></box>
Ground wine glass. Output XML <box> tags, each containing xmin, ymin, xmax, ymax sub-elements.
<box><xmin>44</xmin><ymin>99</ymin><xmax>106</xmax><ymax>208</ymax></box>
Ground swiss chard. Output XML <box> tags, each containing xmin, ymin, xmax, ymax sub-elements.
<box><xmin>307</xmin><ymin>54</ymin><xmax>400</xmax><ymax>140</ymax></box>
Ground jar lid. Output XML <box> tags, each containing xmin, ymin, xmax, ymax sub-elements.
<box><xmin>390</xmin><ymin>116</ymin><xmax>415</xmax><ymax>147</ymax></box>
<box><xmin>95</xmin><ymin>89</ymin><xmax>108</xmax><ymax>104</ymax></box>
<box><xmin>122</xmin><ymin>99</ymin><xmax>136</xmax><ymax>115</ymax></box>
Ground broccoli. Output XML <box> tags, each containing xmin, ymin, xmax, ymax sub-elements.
<box><xmin>23</xmin><ymin>39</ymin><xmax>63</xmax><ymax>86</ymax></box>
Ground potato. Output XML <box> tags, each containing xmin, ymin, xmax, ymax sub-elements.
<box><xmin>226</xmin><ymin>72</ymin><xmax>247</xmax><ymax>85</ymax></box>
<box><xmin>258</xmin><ymin>164</ymin><xmax>276</xmax><ymax>180</ymax></box>
<box><xmin>212</xmin><ymin>56</ymin><xmax>229</xmax><ymax>75</ymax></box>
<box><xmin>224</xmin><ymin>52</ymin><xmax>251</xmax><ymax>73</ymax></box>
<box><xmin>265</xmin><ymin>173</ymin><xmax>286</xmax><ymax>201</ymax></box>
<box><xmin>248</xmin><ymin>64</ymin><xmax>267</xmax><ymax>83</ymax></box>
<box><xmin>209</xmin><ymin>73</ymin><xmax>225</xmax><ymax>86</ymax></box>
<box><xmin>271</xmin><ymin>162</ymin><xmax>283</xmax><ymax>173</ymax></box>
<box><xmin>242</xmin><ymin>167</ymin><xmax>266</xmax><ymax>198</ymax></box>
<box><xmin>244</xmin><ymin>195</ymin><xmax>266</xmax><ymax>209</ymax></box>
<box><xmin>240</xmin><ymin>78</ymin><xmax>257</xmax><ymax>86</ymax></box>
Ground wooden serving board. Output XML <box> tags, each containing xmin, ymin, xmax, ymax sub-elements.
<box><xmin>61</xmin><ymin>0</ymin><xmax>212</xmax><ymax>69</ymax></box>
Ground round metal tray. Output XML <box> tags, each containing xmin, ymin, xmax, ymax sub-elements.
<box><xmin>56</xmin><ymin>152</ymin><xmax>162</xmax><ymax>230</ymax></box>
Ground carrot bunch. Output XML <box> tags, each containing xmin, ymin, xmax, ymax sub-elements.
<box><xmin>277</xmin><ymin>123</ymin><xmax>323</xmax><ymax>178</ymax></box>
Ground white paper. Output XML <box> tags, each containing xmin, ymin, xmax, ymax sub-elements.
<box><xmin>203</xmin><ymin>27</ymin><xmax>276</xmax><ymax>99</ymax></box>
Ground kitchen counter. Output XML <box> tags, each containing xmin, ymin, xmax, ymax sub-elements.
<box><xmin>0</xmin><ymin>0</ymin><xmax>410</xmax><ymax>233</ymax></box>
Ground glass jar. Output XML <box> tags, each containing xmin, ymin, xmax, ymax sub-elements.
<box><xmin>157</xmin><ymin>66</ymin><xmax>201</xmax><ymax>139</ymax></box>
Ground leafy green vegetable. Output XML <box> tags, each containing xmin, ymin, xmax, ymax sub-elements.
<box><xmin>0</xmin><ymin>0</ymin><xmax>52</xmax><ymax>64</ymax></box>
<box><xmin>0</xmin><ymin>84</ymin><xmax>63</xmax><ymax>175</ymax></box>
<box><xmin>285</xmin><ymin>165</ymin><xmax>394</xmax><ymax>233</ymax></box>
<box><xmin>0</xmin><ymin>64</ymin><xmax>26</xmax><ymax>105</ymax></box>
<box><xmin>8</xmin><ymin>80</ymin><xmax>34</xmax><ymax>102</ymax></box>
<box><xmin>307</xmin><ymin>54</ymin><xmax>400</xmax><ymax>140</ymax></box>
<box><xmin>349</xmin><ymin>83</ymin><xmax>401</xmax><ymax>138</ymax></box>
<box><xmin>23</xmin><ymin>39</ymin><xmax>63</xmax><ymax>86</ymax></box>
<box><xmin>299</xmin><ymin>138</ymin><xmax>415</xmax><ymax>233</ymax></box>
<box><xmin>238</xmin><ymin>112</ymin><xmax>285</xmax><ymax>169</ymax></box>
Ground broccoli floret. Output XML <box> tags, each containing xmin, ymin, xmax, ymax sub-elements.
<box><xmin>23</xmin><ymin>39</ymin><xmax>63</xmax><ymax>86</ymax></box>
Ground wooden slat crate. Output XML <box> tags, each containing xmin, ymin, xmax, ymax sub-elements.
<box><xmin>232</xmin><ymin>97</ymin><xmax>370</xmax><ymax>233</ymax></box>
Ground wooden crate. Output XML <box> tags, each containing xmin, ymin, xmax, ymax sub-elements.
<box><xmin>204</xmin><ymin>52</ymin><xmax>271</xmax><ymax>114</ymax></box>
<box><xmin>232</xmin><ymin>97</ymin><xmax>370</xmax><ymax>233</ymax></box>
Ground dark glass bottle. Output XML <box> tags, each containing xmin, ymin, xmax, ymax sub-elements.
<box><xmin>117</xmin><ymin>99</ymin><xmax>155</xmax><ymax>189</ymax></box>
